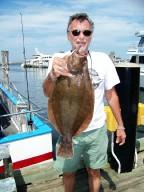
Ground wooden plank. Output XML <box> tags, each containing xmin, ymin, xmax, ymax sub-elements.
<box><xmin>12</xmin><ymin>148</ymin><xmax>144</xmax><ymax>192</ymax></box>
<box><xmin>0</xmin><ymin>177</ymin><xmax>16</xmax><ymax>192</ymax></box>
<box><xmin>0</xmin><ymin>145</ymin><xmax>10</xmax><ymax>159</ymax></box>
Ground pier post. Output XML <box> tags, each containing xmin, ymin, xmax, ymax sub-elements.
<box><xmin>1</xmin><ymin>50</ymin><xmax>9</xmax><ymax>71</ymax></box>
<box><xmin>0</xmin><ymin>145</ymin><xmax>17</xmax><ymax>192</ymax></box>
<box><xmin>1</xmin><ymin>51</ymin><xmax>9</xmax><ymax>88</ymax></box>
<box><xmin>109</xmin><ymin>63</ymin><xmax>140</xmax><ymax>173</ymax></box>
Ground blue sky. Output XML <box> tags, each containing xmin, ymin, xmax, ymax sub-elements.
<box><xmin>0</xmin><ymin>0</ymin><xmax>144</xmax><ymax>62</ymax></box>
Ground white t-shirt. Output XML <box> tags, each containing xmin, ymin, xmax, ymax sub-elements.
<box><xmin>47</xmin><ymin>51</ymin><xmax>120</xmax><ymax>132</ymax></box>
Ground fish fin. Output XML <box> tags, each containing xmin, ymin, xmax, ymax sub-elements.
<box><xmin>75</xmin><ymin>112</ymin><xmax>93</xmax><ymax>135</ymax></box>
<box><xmin>57</xmin><ymin>137</ymin><xmax>73</xmax><ymax>159</ymax></box>
<box><xmin>48</xmin><ymin>100</ymin><xmax>60</xmax><ymax>133</ymax></box>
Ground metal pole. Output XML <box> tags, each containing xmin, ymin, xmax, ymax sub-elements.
<box><xmin>20</xmin><ymin>13</ymin><xmax>33</xmax><ymax>129</ymax></box>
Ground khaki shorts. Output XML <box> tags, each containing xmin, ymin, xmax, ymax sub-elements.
<box><xmin>54</xmin><ymin>125</ymin><xmax>108</xmax><ymax>173</ymax></box>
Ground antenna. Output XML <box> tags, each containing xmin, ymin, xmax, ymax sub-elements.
<box><xmin>20</xmin><ymin>12</ymin><xmax>33</xmax><ymax>129</ymax></box>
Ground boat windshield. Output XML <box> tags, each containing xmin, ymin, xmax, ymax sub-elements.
<box><xmin>138</xmin><ymin>37</ymin><xmax>144</xmax><ymax>47</ymax></box>
<box><xmin>130</xmin><ymin>56</ymin><xmax>144</xmax><ymax>64</ymax></box>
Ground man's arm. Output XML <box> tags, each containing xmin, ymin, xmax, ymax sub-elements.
<box><xmin>105</xmin><ymin>87</ymin><xmax>126</xmax><ymax>145</ymax></box>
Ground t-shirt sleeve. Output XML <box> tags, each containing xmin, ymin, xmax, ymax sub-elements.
<box><xmin>104</xmin><ymin>54</ymin><xmax>120</xmax><ymax>90</ymax></box>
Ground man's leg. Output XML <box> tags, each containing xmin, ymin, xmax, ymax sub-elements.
<box><xmin>83</xmin><ymin>127</ymin><xmax>108</xmax><ymax>191</ymax></box>
<box><xmin>63</xmin><ymin>172</ymin><xmax>75</xmax><ymax>192</ymax></box>
<box><xmin>87</xmin><ymin>168</ymin><xmax>101</xmax><ymax>192</ymax></box>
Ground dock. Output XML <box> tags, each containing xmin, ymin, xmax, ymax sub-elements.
<box><xmin>11</xmin><ymin>149</ymin><xmax>144</xmax><ymax>192</ymax></box>
<box><xmin>1</xmin><ymin>99</ymin><xmax>144</xmax><ymax>191</ymax></box>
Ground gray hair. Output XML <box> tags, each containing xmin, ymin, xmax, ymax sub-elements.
<box><xmin>67</xmin><ymin>13</ymin><xmax>94</xmax><ymax>32</ymax></box>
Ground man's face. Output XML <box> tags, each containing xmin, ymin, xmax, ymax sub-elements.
<box><xmin>67</xmin><ymin>19</ymin><xmax>93</xmax><ymax>54</ymax></box>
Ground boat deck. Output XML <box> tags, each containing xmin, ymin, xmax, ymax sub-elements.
<box><xmin>11</xmin><ymin>150</ymin><xmax>144</xmax><ymax>192</ymax></box>
<box><xmin>0</xmin><ymin>103</ymin><xmax>11</xmax><ymax>128</ymax></box>
<box><xmin>0</xmin><ymin>103</ymin><xmax>17</xmax><ymax>136</ymax></box>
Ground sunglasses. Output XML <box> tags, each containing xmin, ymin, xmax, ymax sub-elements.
<box><xmin>69</xmin><ymin>29</ymin><xmax>92</xmax><ymax>37</ymax></box>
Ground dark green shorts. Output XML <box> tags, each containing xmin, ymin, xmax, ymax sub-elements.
<box><xmin>54</xmin><ymin>125</ymin><xmax>108</xmax><ymax>173</ymax></box>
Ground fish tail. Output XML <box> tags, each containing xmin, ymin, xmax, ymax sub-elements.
<box><xmin>57</xmin><ymin>136</ymin><xmax>73</xmax><ymax>159</ymax></box>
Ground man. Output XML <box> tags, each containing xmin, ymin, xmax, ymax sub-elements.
<box><xmin>43</xmin><ymin>13</ymin><xmax>126</xmax><ymax>192</ymax></box>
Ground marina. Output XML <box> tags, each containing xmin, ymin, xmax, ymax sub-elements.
<box><xmin>0</xmin><ymin>52</ymin><xmax>144</xmax><ymax>192</ymax></box>
<box><xmin>0</xmin><ymin>0</ymin><xmax>144</xmax><ymax>190</ymax></box>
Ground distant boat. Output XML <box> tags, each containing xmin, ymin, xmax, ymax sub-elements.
<box><xmin>21</xmin><ymin>48</ymin><xmax>52</xmax><ymax>68</ymax></box>
<box><xmin>127</xmin><ymin>30</ymin><xmax>144</xmax><ymax>89</ymax></box>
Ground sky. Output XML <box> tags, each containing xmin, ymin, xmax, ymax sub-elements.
<box><xmin>0</xmin><ymin>0</ymin><xmax>144</xmax><ymax>63</ymax></box>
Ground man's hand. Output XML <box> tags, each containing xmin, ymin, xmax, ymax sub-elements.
<box><xmin>52</xmin><ymin>56</ymin><xmax>72</xmax><ymax>78</ymax></box>
<box><xmin>116</xmin><ymin>128</ymin><xmax>126</xmax><ymax>146</ymax></box>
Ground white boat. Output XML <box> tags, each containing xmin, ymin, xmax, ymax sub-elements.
<box><xmin>127</xmin><ymin>30</ymin><xmax>144</xmax><ymax>89</ymax></box>
<box><xmin>21</xmin><ymin>48</ymin><xmax>52</xmax><ymax>68</ymax></box>
<box><xmin>0</xmin><ymin>51</ymin><xmax>53</xmax><ymax>174</ymax></box>
<box><xmin>0</xmin><ymin>81</ymin><xmax>53</xmax><ymax>173</ymax></box>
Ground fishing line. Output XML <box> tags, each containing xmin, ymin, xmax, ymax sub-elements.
<box><xmin>20</xmin><ymin>12</ymin><xmax>33</xmax><ymax>128</ymax></box>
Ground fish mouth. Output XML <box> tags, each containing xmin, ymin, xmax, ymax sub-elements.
<box><xmin>72</xmin><ymin>44</ymin><xmax>88</xmax><ymax>57</ymax></box>
<box><xmin>77</xmin><ymin>43</ymin><xmax>86</xmax><ymax>49</ymax></box>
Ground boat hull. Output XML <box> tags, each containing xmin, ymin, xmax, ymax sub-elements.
<box><xmin>0</xmin><ymin>128</ymin><xmax>53</xmax><ymax>172</ymax></box>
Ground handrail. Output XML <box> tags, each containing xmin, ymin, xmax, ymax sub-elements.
<box><xmin>0</xmin><ymin>83</ymin><xmax>18</xmax><ymax>105</ymax></box>
<box><xmin>0</xmin><ymin>109</ymin><xmax>41</xmax><ymax>118</ymax></box>
<box><xmin>0</xmin><ymin>81</ymin><xmax>32</xmax><ymax>132</ymax></box>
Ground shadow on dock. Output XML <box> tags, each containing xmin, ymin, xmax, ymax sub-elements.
<box><xmin>75</xmin><ymin>168</ymin><xmax>116</xmax><ymax>191</ymax></box>
<box><xmin>100</xmin><ymin>169</ymin><xmax>116</xmax><ymax>191</ymax></box>
<box><xmin>14</xmin><ymin>170</ymin><xmax>30</xmax><ymax>192</ymax></box>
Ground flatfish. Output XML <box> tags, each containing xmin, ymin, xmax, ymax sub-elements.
<box><xmin>48</xmin><ymin>52</ymin><xmax>94</xmax><ymax>158</ymax></box>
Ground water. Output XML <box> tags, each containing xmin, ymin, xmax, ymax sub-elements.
<box><xmin>8</xmin><ymin>64</ymin><xmax>48</xmax><ymax>118</ymax></box>
<box><xmin>140</xmin><ymin>89</ymin><xmax>144</xmax><ymax>103</ymax></box>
